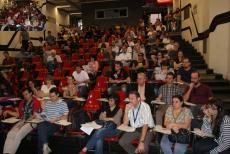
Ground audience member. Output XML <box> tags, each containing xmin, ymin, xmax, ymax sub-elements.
<box><xmin>72</xmin><ymin>64</ymin><xmax>90</xmax><ymax>98</ymax></box>
<box><xmin>37</xmin><ymin>88</ymin><xmax>69</xmax><ymax>154</ymax></box>
<box><xmin>3</xmin><ymin>88</ymin><xmax>41</xmax><ymax>154</ymax></box>
<box><xmin>119</xmin><ymin>91</ymin><xmax>154</xmax><ymax>154</ymax></box>
<box><xmin>160</xmin><ymin>95</ymin><xmax>193</xmax><ymax>154</ymax></box>
<box><xmin>79</xmin><ymin>94</ymin><xmax>122</xmax><ymax>154</ymax></box>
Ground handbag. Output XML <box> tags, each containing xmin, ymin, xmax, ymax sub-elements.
<box><xmin>168</xmin><ymin>128</ymin><xmax>190</xmax><ymax>144</ymax></box>
<box><xmin>95</xmin><ymin>120</ymin><xmax>117</xmax><ymax>129</ymax></box>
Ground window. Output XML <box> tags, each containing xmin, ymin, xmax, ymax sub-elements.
<box><xmin>95</xmin><ymin>7</ymin><xmax>128</xmax><ymax>19</ymax></box>
<box><xmin>184</xmin><ymin>6</ymin><xmax>190</xmax><ymax>20</ymax></box>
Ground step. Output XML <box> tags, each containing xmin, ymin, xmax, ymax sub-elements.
<box><xmin>191</xmin><ymin>59</ymin><xmax>205</xmax><ymax>64</ymax></box>
<box><xmin>201</xmin><ymin>79</ymin><xmax>229</xmax><ymax>86</ymax></box>
<box><xmin>211</xmin><ymin>86</ymin><xmax>230</xmax><ymax>94</ymax></box>
<box><xmin>193</xmin><ymin>64</ymin><xmax>208</xmax><ymax>69</ymax></box>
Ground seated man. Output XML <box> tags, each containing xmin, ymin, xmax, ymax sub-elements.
<box><xmin>177</xmin><ymin>57</ymin><xmax>194</xmax><ymax>83</ymax></box>
<box><xmin>127</xmin><ymin>71</ymin><xmax>155</xmax><ymax>105</ymax></box>
<box><xmin>3</xmin><ymin>88</ymin><xmax>41</xmax><ymax>154</ymax></box>
<box><xmin>108</xmin><ymin>61</ymin><xmax>130</xmax><ymax>95</ymax></box>
<box><xmin>1</xmin><ymin>51</ymin><xmax>15</xmax><ymax>72</ymax></box>
<box><xmin>156</xmin><ymin>72</ymin><xmax>184</xmax><ymax>125</ymax></box>
<box><xmin>184</xmin><ymin>71</ymin><xmax>213</xmax><ymax>119</ymax></box>
<box><xmin>37</xmin><ymin>88</ymin><xmax>68</xmax><ymax>154</ymax></box>
<box><xmin>119</xmin><ymin>91</ymin><xmax>154</xmax><ymax>154</ymax></box>
<box><xmin>72</xmin><ymin>63</ymin><xmax>90</xmax><ymax>98</ymax></box>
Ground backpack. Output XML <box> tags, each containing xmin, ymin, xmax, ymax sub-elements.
<box><xmin>66</xmin><ymin>108</ymin><xmax>90</xmax><ymax>132</ymax></box>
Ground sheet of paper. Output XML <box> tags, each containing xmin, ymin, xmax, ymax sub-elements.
<box><xmin>151</xmin><ymin>100</ymin><xmax>166</xmax><ymax>105</ymax></box>
<box><xmin>80</xmin><ymin>126</ymin><xmax>94</xmax><ymax>135</ymax></box>
<box><xmin>153</xmin><ymin>125</ymin><xmax>171</xmax><ymax>134</ymax></box>
<box><xmin>184</xmin><ymin>101</ymin><xmax>196</xmax><ymax>106</ymax></box>
<box><xmin>117</xmin><ymin>124</ymin><xmax>135</xmax><ymax>132</ymax></box>
<box><xmin>81</xmin><ymin>121</ymin><xmax>102</xmax><ymax>129</ymax></box>
<box><xmin>2</xmin><ymin>117</ymin><xmax>20</xmax><ymax>124</ymax></box>
<box><xmin>8</xmin><ymin>98</ymin><xmax>22</xmax><ymax>101</ymax></box>
<box><xmin>55</xmin><ymin>120</ymin><xmax>72</xmax><ymax>126</ymax></box>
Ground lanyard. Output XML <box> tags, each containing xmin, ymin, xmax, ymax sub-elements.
<box><xmin>133</xmin><ymin>103</ymin><xmax>141</xmax><ymax>124</ymax></box>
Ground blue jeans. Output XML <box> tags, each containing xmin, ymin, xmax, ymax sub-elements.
<box><xmin>37</xmin><ymin>121</ymin><xmax>60</xmax><ymax>154</ymax></box>
<box><xmin>160</xmin><ymin>134</ymin><xmax>188</xmax><ymax>154</ymax></box>
<box><xmin>86</xmin><ymin>126</ymin><xmax>118</xmax><ymax>154</ymax></box>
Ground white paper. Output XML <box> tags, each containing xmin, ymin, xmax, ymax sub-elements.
<box><xmin>55</xmin><ymin>120</ymin><xmax>72</xmax><ymax>126</ymax></box>
<box><xmin>184</xmin><ymin>101</ymin><xmax>196</xmax><ymax>106</ymax></box>
<box><xmin>151</xmin><ymin>100</ymin><xmax>166</xmax><ymax>105</ymax></box>
<box><xmin>153</xmin><ymin>125</ymin><xmax>171</xmax><ymax>134</ymax></box>
<box><xmin>97</xmin><ymin>98</ymin><xmax>108</xmax><ymax>102</ymax></box>
<box><xmin>117</xmin><ymin>124</ymin><xmax>135</xmax><ymax>132</ymax></box>
<box><xmin>8</xmin><ymin>98</ymin><xmax>22</xmax><ymax>101</ymax></box>
<box><xmin>81</xmin><ymin>121</ymin><xmax>102</xmax><ymax>129</ymax></box>
<box><xmin>73</xmin><ymin>97</ymin><xmax>86</xmax><ymax>102</ymax></box>
<box><xmin>2</xmin><ymin>117</ymin><xmax>20</xmax><ymax>124</ymax></box>
<box><xmin>80</xmin><ymin>126</ymin><xmax>94</xmax><ymax>135</ymax></box>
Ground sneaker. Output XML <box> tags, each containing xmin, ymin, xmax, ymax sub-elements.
<box><xmin>43</xmin><ymin>144</ymin><xmax>52</xmax><ymax>154</ymax></box>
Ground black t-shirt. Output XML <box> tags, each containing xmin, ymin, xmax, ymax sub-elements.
<box><xmin>110</xmin><ymin>69</ymin><xmax>128</xmax><ymax>80</ymax></box>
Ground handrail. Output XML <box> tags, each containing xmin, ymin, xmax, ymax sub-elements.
<box><xmin>179</xmin><ymin>2</ymin><xmax>230</xmax><ymax>42</ymax></box>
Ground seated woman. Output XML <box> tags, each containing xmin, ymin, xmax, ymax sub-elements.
<box><xmin>3</xmin><ymin>88</ymin><xmax>41</xmax><ymax>154</ymax></box>
<box><xmin>160</xmin><ymin>95</ymin><xmax>193</xmax><ymax>154</ymax></box>
<box><xmin>62</xmin><ymin>76</ymin><xmax>78</xmax><ymax>109</ymax></box>
<box><xmin>153</xmin><ymin>60</ymin><xmax>174</xmax><ymax>81</ymax></box>
<box><xmin>37</xmin><ymin>75</ymin><xmax>56</xmax><ymax>98</ymax></box>
<box><xmin>79</xmin><ymin>94</ymin><xmax>123</xmax><ymax>154</ymax></box>
<box><xmin>193</xmin><ymin>99</ymin><xmax>230</xmax><ymax>154</ymax></box>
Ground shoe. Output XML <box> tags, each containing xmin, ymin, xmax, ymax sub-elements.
<box><xmin>78</xmin><ymin>150</ymin><xmax>86</xmax><ymax>154</ymax></box>
<box><xmin>43</xmin><ymin>144</ymin><xmax>52</xmax><ymax>154</ymax></box>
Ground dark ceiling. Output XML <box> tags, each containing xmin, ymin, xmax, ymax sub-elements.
<box><xmin>47</xmin><ymin>0</ymin><xmax>119</xmax><ymax>16</ymax></box>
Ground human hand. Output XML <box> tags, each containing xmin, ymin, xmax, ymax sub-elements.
<box><xmin>135</xmin><ymin>142</ymin><xmax>145</xmax><ymax>153</ymax></box>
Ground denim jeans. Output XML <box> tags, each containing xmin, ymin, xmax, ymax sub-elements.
<box><xmin>86</xmin><ymin>126</ymin><xmax>118</xmax><ymax>154</ymax></box>
<box><xmin>37</xmin><ymin>121</ymin><xmax>60</xmax><ymax>154</ymax></box>
<box><xmin>160</xmin><ymin>134</ymin><xmax>188</xmax><ymax>154</ymax></box>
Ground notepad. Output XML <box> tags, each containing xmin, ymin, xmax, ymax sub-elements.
<box><xmin>2</xmin><ymin>117</ymin><xmax>20</xmax><ymax>124</ymax></box>
<box><xmin>80</xmin><ymin>126</ymin><xmax>94</xmax><ymax>135</ymax></box>
<box><xmin>55</xmin><ymin>120</ymin><xmax>72</xmax><ymax>126</ymax></box>
<box><xmin>117</xmin><ymin>124</ymin><xmax>135</xmax><ymax>132</ymax></box>
<box><xmin>153</xmin><ymin>125</ymin><xmax>171</xmax><ymax>135</ymax></box>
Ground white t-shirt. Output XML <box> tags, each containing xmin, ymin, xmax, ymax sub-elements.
<box><xmin>41</xmin><ymin>85</ymin><xmax>56</xmax><ymax>94</ymax></box>
<box><xmin>72</xmin><ymin>70</ymin><xmax>89</xmax><ymax>87</ymax></box>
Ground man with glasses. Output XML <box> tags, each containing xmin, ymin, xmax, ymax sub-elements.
<box><xmin>177</xmin><ymin>57</ymin><xmax>193</xmax><ymax>83</ymax></box>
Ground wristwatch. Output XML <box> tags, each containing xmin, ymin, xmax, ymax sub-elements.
<box><xmin>140</xmin><ymin>140</ymin><xmax>144</xmax><ymax>143</ymax></box>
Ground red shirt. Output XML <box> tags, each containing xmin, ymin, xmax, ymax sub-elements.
<box><xmin>189</xmin><ymin>84</ymin><xmax>213</xmax><ymax>104</ymax></box>
<box><xmin>18</xmin><ymin>96</ymin><xmax>41</xmax><ymax>118</ymax></box>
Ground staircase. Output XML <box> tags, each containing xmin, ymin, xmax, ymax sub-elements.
<box><xmin>173</xmin><ymin>35</ymin><xmax>230</xmax><ymax>109</ymax></box>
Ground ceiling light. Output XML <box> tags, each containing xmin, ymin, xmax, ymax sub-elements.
<box><xmin>56</xmin><ymin>5</ymin><xmax>71</xmax><ymax>8</ymax></box>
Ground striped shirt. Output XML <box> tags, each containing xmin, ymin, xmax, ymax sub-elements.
<box><xmin>41</xmin><ymin>99</ymin><xmax>69</xmax><ymax>121</ymax></box>
<box><xmin>210</xmin><ymin>115</ymin><xmax>230</xmax><ymax>154</ymax></box>
<box><xmin>158</xmin><ymin>83</ymin><xmax>183</xmax><ymax>104</ymax></box>
<box><xmin>201</xmin><ymin>116</ymin><xmax>213</xmax><ymax>136</ymax></box>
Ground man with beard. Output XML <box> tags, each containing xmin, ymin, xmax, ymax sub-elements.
<box><xmin>184</xmin><ymin>71</ymin><xmax>213</xmax><ymax>128</ymax></box>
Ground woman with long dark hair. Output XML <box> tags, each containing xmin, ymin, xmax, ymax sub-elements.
<box><xmin>193</xmin><ymin>99</ymin><xmax>230</xmax><ymax>154</ymax></box>
<box><xmin>79</xmin><ymin>94</ymin><xmax>123</xmax><ymax>154</ymax></box>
